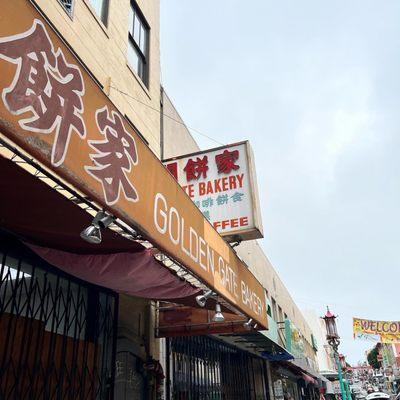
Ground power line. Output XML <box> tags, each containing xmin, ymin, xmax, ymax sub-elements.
<box><xmin>110</xmin><ymin>85</ymin><xmax>225</xmax><ymax>147</ymax></box>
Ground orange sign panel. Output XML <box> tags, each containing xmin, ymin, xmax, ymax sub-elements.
<box><xmin>158</xmin><ymin>305</ymin><xmax>249</xmax><ymax>337</ymax></box>
<box><xmin>0</xmin><ymin>0</ymin><xmax>267</xmax><ymax>328</ymax></box>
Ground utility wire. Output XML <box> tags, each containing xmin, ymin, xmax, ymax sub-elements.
<box><xmin>110</xmin><ymin>85</ymin><xmax>225</xmax><ymax>147</ymax></box>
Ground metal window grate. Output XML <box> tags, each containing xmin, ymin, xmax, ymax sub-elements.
<box><xmin>58</xmin><ymin>0</ymin><xmax>74</xmax><ymax>14</ymax></box>
<box><xmin>0</xmin><ymin>237</ymin><xmax>117</xmax><ymax>399</ymax></box>
<box><xmin>167</xmin><ymin>335</ymin><xmax>270</xmax><ymax>400</ymax></box>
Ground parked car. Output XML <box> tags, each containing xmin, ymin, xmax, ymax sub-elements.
<box><xmin>365</xmin><ymin>392</ymin><xmax>390</xmax><ymax>400</ymax></box>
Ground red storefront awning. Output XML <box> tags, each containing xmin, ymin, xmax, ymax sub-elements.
<box><xmin>0</xmin><ymin>155</ymin><xmax>199</xmax><ymax>301</ymax></box>
<box><xmin>0</xmin><ymin>155</ymin><xmax>143</xmax><ymax>254</ymax></box>
<box><xmin>27</xmin><ymin>243</ymin><xmax>199</xmax><ymax>300</ymax></box>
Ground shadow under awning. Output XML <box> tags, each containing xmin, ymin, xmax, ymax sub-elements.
<box><xmin>220</xmin><ymin>330</ymin><xmax>294</xmax><ymax>361</ymax></box>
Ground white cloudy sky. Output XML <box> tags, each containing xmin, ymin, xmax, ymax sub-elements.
<box><xmin>160</xmin><ymin>0</ymin><xmax>400</xmax><ymax>364</ymax></box>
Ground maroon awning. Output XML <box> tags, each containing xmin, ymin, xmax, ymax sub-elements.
<box><xmin>27</xmin><ymin>243</ymin><xmax>199</xmax><ymax>300</ymax></box>
<box><xmin>0</xmin><ymin>155</ymin><xmax>199</xmax><ymax>300</ymax></box>
<box><xmin>0</xmin><ymin>155</ymin><xmax>143</xmax><ymax>254</ymax></box>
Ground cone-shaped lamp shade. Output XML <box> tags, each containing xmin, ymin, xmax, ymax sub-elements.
<box><xmin>195</xmin><ymin>290</ymin><xmax>213</xmax><ymax>307</ymax></box>
<box><xmin>213</xmin><ymin>303</ymin><xmax>225</xmax><ymax>322</ymax></box>
<box><xmin>244</xmin><ymin>318</ymin><xmax>253</xmax><ymax>329</ymax></box>
<box><xmin>80</xmin><ymin>225</ymin><xmax>102</xmax><ymax>244</ymax></box>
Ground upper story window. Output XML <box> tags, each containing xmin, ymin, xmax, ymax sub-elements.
<box><xmin>267</xmin><ymin>303</ymin><xmax>272</xmax><ymax>318</ymax></box>
<box><xmin>127</xmin><ymin>1</ymin><xmax>149</xmax><ymax>86</ymax></box>
<box><xmin>88</xmin><ymin>0</ymin><xmax>109</xmax><ymax>24</ymax></box>
<box><xmin>278</xmin><ymin>305</ymin><xmax>283</xmax><ymax>323</ymax></box>
<box><xmin>271</xmin><ymin>297</ymin><xmax>277</xmax><ymax>321</ymax></box>
<box><xmin>58</xmin><ymin>0</ymin><xmax>74</xmax><ymax>15</ymax></box>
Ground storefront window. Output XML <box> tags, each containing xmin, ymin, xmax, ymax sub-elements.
<box><xmin>168</xmin><ymin>335</ymin><xmax>269</xmax><ymax>399</ymax></box>
<box><xmin>272</xmin><ymin>372</ymin><xmax>300</xmax><ymax>400</ymax></box>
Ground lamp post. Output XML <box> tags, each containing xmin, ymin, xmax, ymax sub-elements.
<box><xmin>340</xmin><ymin>354</ymin><xmax>353</xmax><ymax>400</ymax></box>
<box><xmin>322</xmin><ymin>307</ymin><xmax>347</xmax><ymax>400</ymax></box>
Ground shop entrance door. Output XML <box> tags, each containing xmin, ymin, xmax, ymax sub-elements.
<box><xmin>0</xmin><ymin>235</ymin><xmax>117</xmax><ymax>399</ymax></box>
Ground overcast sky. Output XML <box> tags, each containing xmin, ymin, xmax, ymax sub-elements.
<box><xmin>160</xmin><ymin>1</ymin><xmax>400</xmax><ymax>364</ymax></box>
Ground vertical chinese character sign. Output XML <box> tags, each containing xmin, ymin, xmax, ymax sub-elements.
<box><xmin>163</xmin><ymin>142</ymin><xmax>263</xmax><ymax>241</ymax></box>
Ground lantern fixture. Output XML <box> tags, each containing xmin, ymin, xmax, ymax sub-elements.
<box><xmin>322</xmin><ymin>306</ymin><xmax>339</xmax><ymax>340</ymax></box>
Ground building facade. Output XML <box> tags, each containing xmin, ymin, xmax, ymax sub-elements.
<box><xmin>0</xmin><ymin>1</ymin><xmax>320</xmax><ymax>399</ymax></box>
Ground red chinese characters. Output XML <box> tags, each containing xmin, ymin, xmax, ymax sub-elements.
<box><xmin>165</xmin><ymin>162</ymin><xmax>178</xmax><ymax>180</ymax></box>
<box><xmin>215</xmin><ymin>149</ymin><xmax>240</xmax><ymax>174</ymax></box>
<box><xmin>183</xmin><ymin>156</ymin><xmax>208</xmax><ymax>181</ymax></box>
<box><xmin>86</xmin><ymin>106</ymin><xmax>139</xmax><ymax>205</ymax></box>
<box><xmin>0</xmin><ymin>20</ymin><xmax>86</xmax><ymax>166</ymax></box>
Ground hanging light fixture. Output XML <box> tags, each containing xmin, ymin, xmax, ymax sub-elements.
<box><xmin>244</xmin><ymin>318</ymin><xmax>253</xmax><ymax>329</ymax></box>
<box><xmin>195</xmin><ymin>289</ymin><xmax>213</xmax><ymax>307</ymax></box>
<box><xmin>80</xmin><ymin>211</ymin><xmax>115</xmax><ymax>244</ymax></box>
<box><xmin>213</xmin><ymin>303</ymin><xmax>225</xmax><ymax>322</ymax></box>
<box><xmin>80</xmin><ymin>224</ymin><xmax>102</xmax><ymax>244</ymax></box>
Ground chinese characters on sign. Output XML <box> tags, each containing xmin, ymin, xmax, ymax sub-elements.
<box><xmin>0</xmin><ymin>20</ymin><xmax>86</xmax><ymax>167</ymax></box>
<box><xmin>183</xmin><ymin>155</ymin><xmax>208</xmax><ymax>181</ymax></box>
<box><xmin>164</xmin><ymin>142</ymin><xmax>263</xmax><ymax>241</ymax></box>
<box><xmin>86</xmin><ymin>106</ymin><xmax>139</xmax><ymax>205</ymax></box>
<box><xmin>0</xmin><ymin>20</ymin><xmax>139</xmax><ymax>207</ymax></box>
<box><xmin>215</xmin><ymin>149</ymin><xmax>239</xmax><ymax>174</ymax></box>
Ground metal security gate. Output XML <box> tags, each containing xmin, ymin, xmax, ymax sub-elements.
<box><xmin>166</xmin><ymin>336</ymin><xmax>270</xmax><ymax>400</ymax></box>
<box><xmin>0</xmin><ymin>236</ymin><xmax>117</xmax><ymax>400</ymax></box>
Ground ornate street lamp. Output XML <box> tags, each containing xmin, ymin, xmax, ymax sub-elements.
<box><xmin>322</xmin><ymin>307</ymin><xmax>348</xmax><ymax>400</ymax></box>
<box><xmin>322</xmin><ymin>307</ymin><xmax>340</xmax><ymax>350</ymax></box>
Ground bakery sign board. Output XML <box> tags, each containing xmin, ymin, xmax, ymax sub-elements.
<box><xmin>163</xmin><ymin>142</ymin><xmax>263</xmax><ymax>242</ymax></box>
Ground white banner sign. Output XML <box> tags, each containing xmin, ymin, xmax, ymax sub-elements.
<box><xmin>164</xmin><ymin>141</ymin><xmax>263</xmax><ymax>241</ymax></box>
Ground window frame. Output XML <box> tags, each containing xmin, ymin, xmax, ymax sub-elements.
<box><xmin>127</xmin><ymin>0</ymin><xmax>150</xmax><ymax>87</ymax></box>
<box><xmin>271</xmin><ymin>297</ymin><xmax>278</xmax><ymax>321</ymax></box>
<box><xmin>278</xmin><ymin>305</ymin><xmax>284</xmax><ymax>323</ymax></box>
<box><xmin>57</xmin><ymin>0</ymin><xmax>75</xmax><ymax>17</ymax></box>
<box><xmin>87</xmin><ymin>0</ymin><xmax>110</xmax><ymax>26</ymax></box>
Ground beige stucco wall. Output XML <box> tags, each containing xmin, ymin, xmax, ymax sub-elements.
<box><xmin>34</xmin><ymin>0</ymin><xmax>161</xmax><ymax>155</ymax></box>
<box><xmin>236</xmin><ymin>240</ymin><xmax>316</xmax><ymax>352</ymax></box>
<box><xmin>161</xmin><ymin>88</ymin><xmax>199</xmax><ymax>160</ymax></box>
